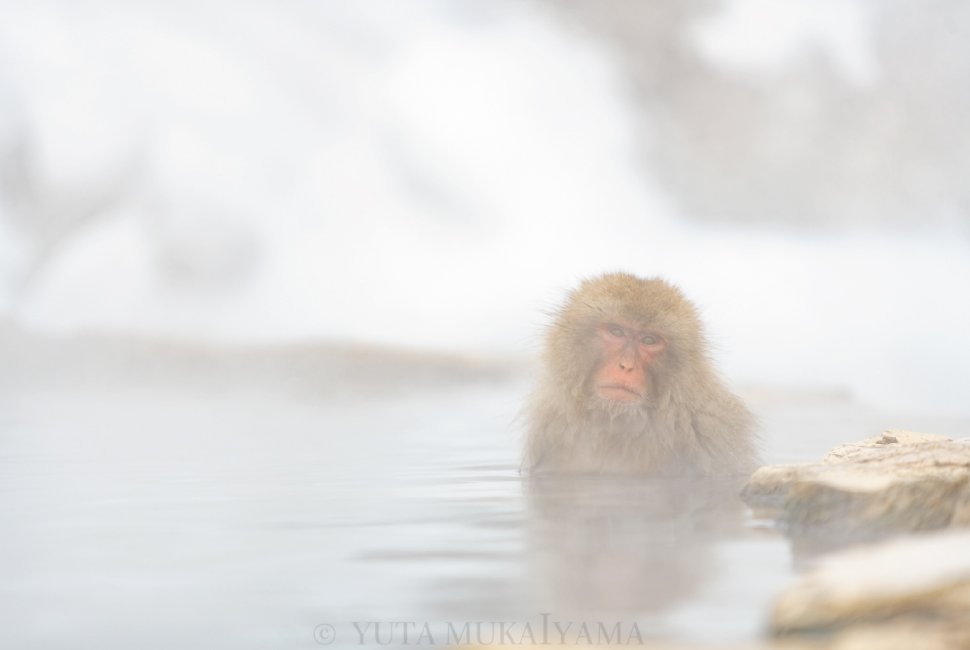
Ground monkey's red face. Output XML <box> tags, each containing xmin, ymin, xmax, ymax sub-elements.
<box><xmin>594</xmin><ymin>321</ymin><xmax>666</xmax><ymax>404</ymax></box>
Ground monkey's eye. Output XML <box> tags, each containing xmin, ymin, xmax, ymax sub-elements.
<box><xmin>641</xmin><ymin>335</ymin><xmax>658</xmax><ymax>345</ymax></box>
<box><xmin>609</xmin><ymin>327</ymin><xmax>624</xmax><ymax>337</ymax></box>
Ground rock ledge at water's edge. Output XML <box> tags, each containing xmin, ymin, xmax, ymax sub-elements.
<box><xmin>770</xmin><ymin>530</ymin><xmax>970</xmax><ymax>648</ymax></box>
<box><xmin>741</xmin><ymin>430</ymin><xmax>970</xmax><ymax>539</ymax></box>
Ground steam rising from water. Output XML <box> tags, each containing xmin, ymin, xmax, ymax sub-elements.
<box><xmin>0</xmin><ymin>6</ymin><xmax>969</xmax><ymax>647</ymax></box>
<box><xmin>0</xmin><ymin>0</ymin><xmax>967</xmax><ymax>414</ymax></box>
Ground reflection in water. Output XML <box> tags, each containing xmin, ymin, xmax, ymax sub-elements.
<box><xmin>775</xmin><ymin>512</ymin><xmax>937</xmax><ymax>567</ymax></box>
<box><xmin>3</xmin><ymin>343</ymin><xmax>965</xmax><ymax>649</ymax></box>
<box><xmin>527</xmin><ymin>474</ymin><xmax>749</xmax><ymax>614</ymax></box>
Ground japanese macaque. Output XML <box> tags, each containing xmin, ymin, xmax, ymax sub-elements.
<box><xmin>524</xmin><ymin>272</ymin><xmax>759</xmax><ymax>475</ymax></box>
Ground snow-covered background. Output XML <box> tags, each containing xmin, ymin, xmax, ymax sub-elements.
<box><xmin>0</xmin><ymin>0</ymin><xmax>968</xmax><ymax>415</ymax></box>
<box><xmin>3</xmin><ymin>4</ymin><xmax>970</xmax><ymax>648</ymax></box>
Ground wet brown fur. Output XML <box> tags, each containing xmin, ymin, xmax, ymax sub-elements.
<box><xmin>524</xmin><ymin>272</ymin><xmax>760</xmax><ymax>475</ymax></box>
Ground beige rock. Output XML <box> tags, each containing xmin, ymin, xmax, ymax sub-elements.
<box><xmin>742</xmin><ymin>431</ymin><xmax>970</xmax><ymax>536</ymax></box>
<box><xmin>820</xmin><ymin>430</ymin><xmax>952</xmax><ymax>464</ymax></box>
<box><xmin>771</xmin><ymin>531</ymin><xmax>970</xmax><ymax>642</ymax></box>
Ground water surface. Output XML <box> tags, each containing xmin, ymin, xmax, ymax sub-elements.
<box><xmin>1</xmin><ymin>378</ymin><xmax>967</xmax><ymax>649</ymax></box>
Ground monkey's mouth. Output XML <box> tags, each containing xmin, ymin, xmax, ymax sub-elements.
<box><xmin>597</xmin><ymin>384</ymin><xmax>642</xmax><ymax>400</ymax></box>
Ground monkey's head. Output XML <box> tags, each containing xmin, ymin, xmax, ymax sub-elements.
<box><xmin>544</xmin><ymin>273</ymin><xmax>707</xmax><ymax>414</ymax></box>
<box><xmin>529</xmin><ymin>272</ymin><xmax>758</xmax><ymax>475</ymax></box>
